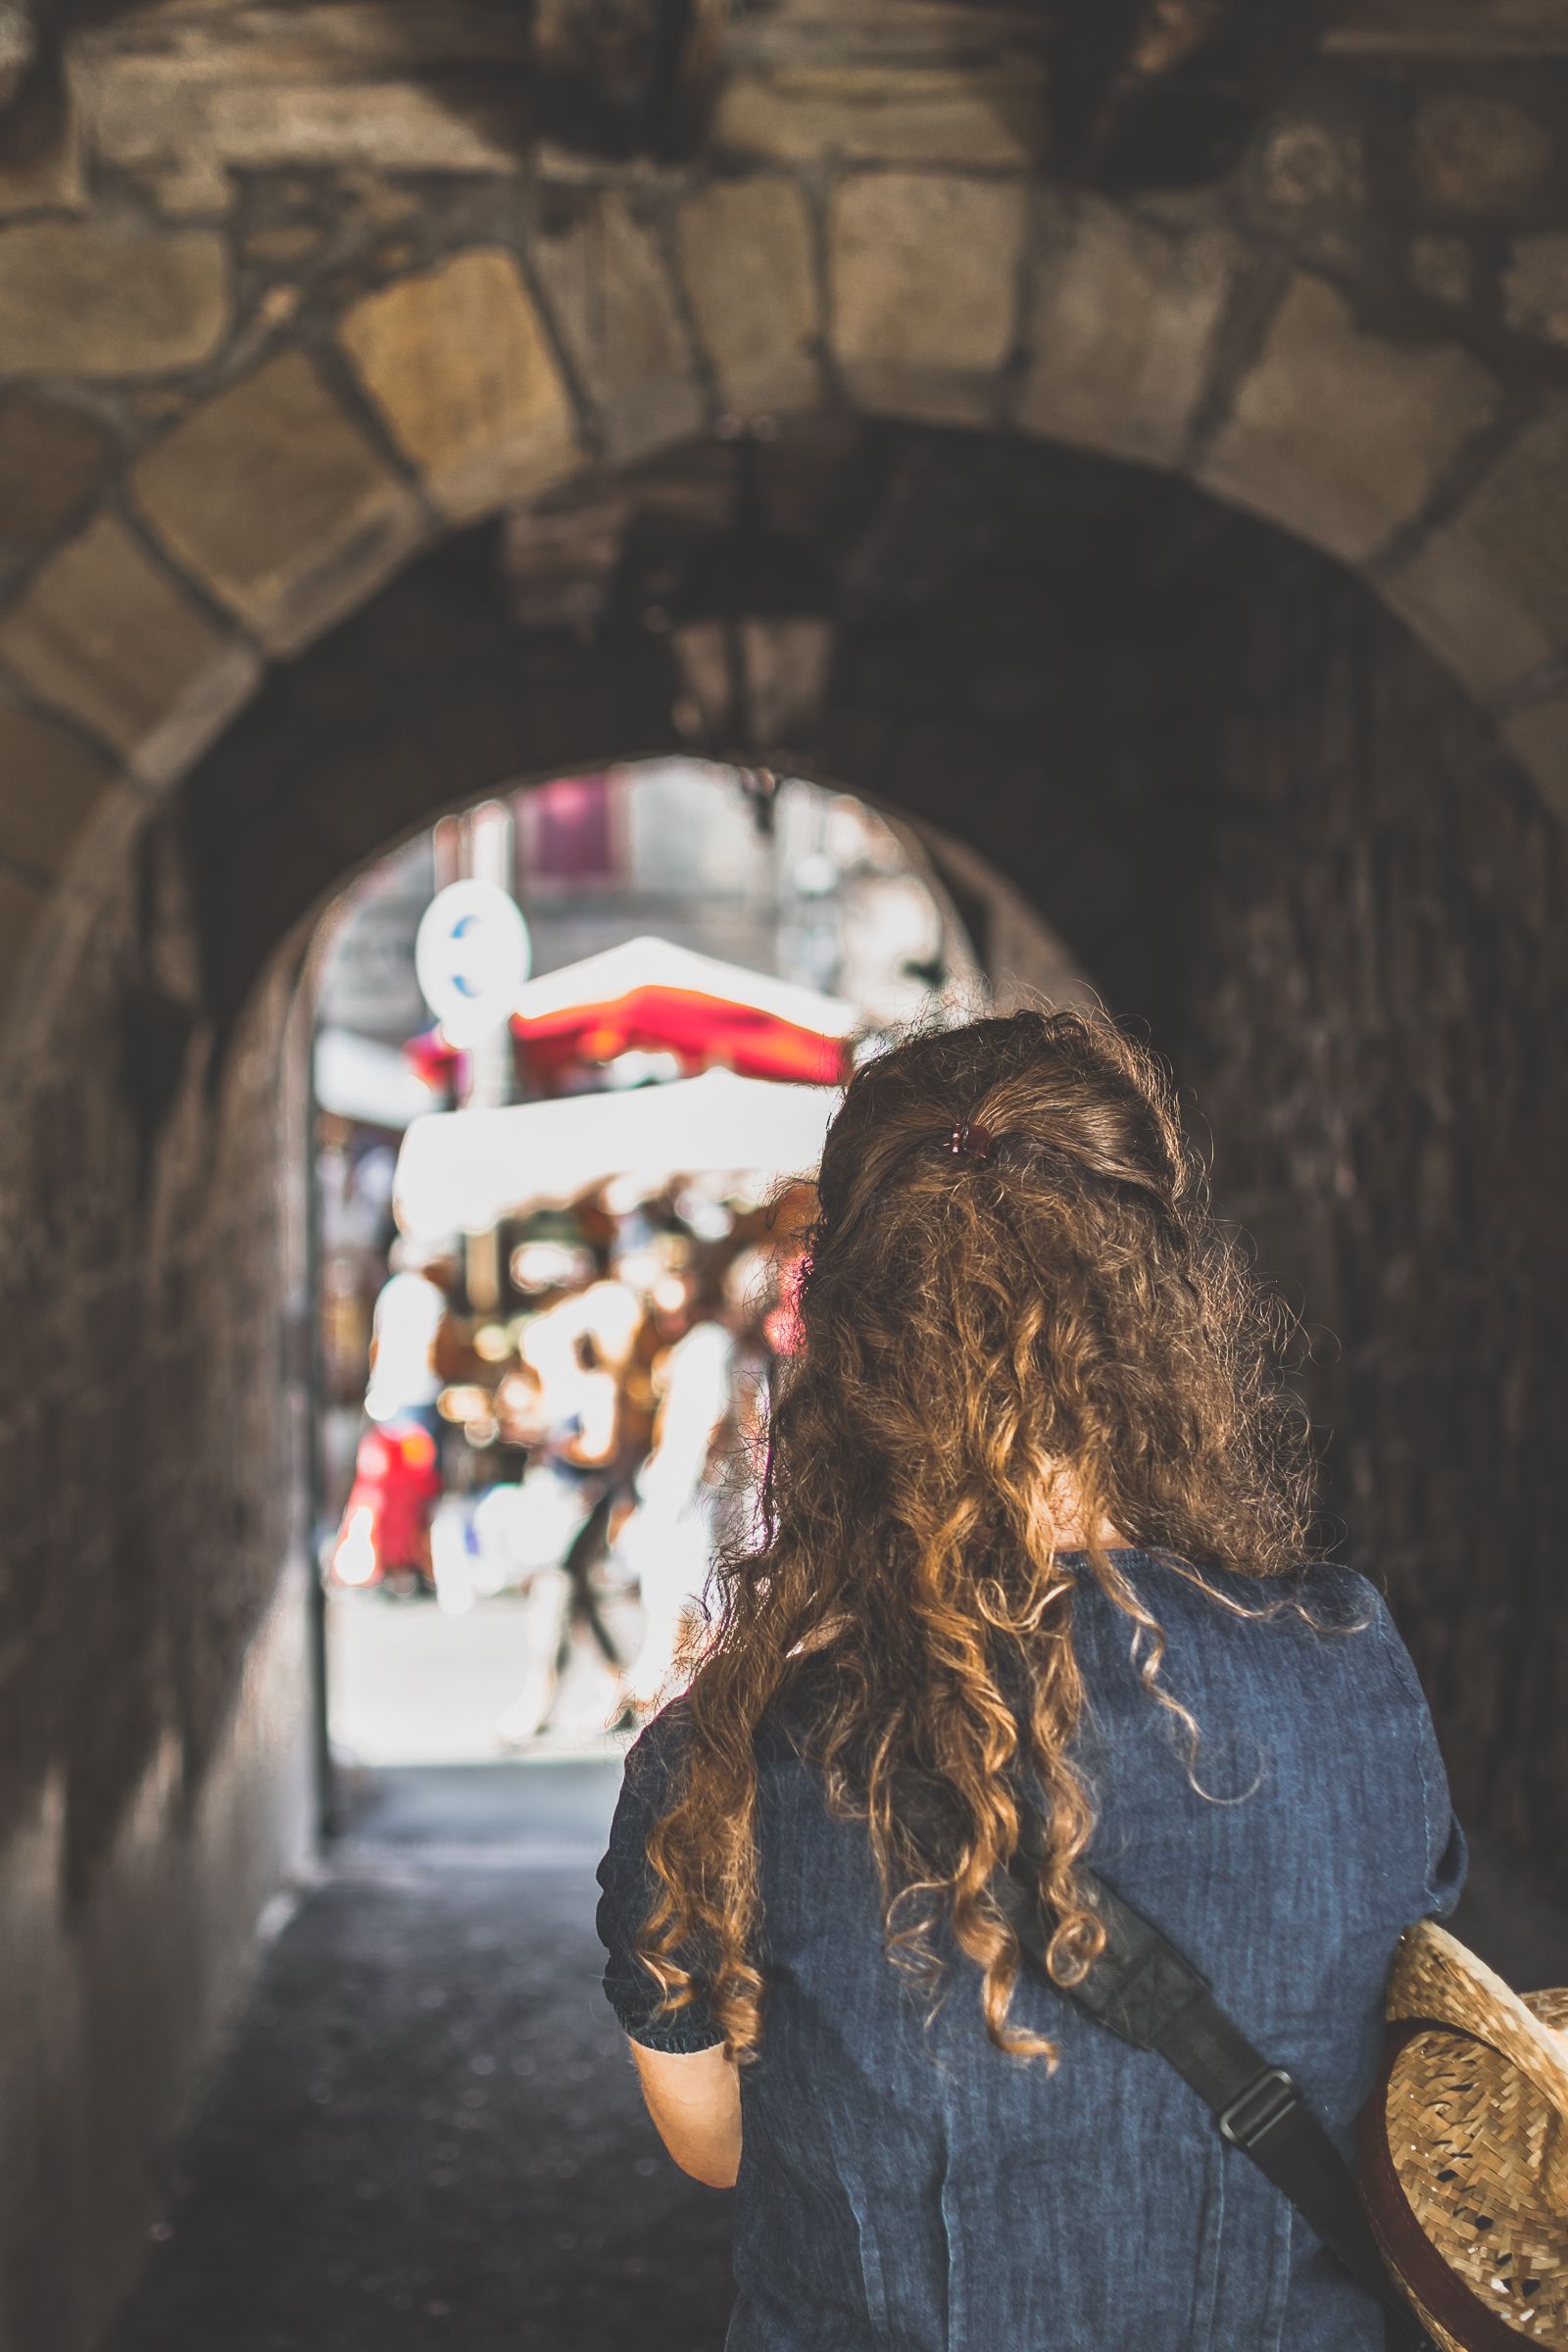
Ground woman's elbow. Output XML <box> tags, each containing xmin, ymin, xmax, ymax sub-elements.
<box><xmin>677</xmin><ymin>2147</ymin><xmax>740</xmax><ymax>2191</ymax></box>
<box><xmin>630</xmin><ymin>2040</ymin><xmax>743</xmax><ymax>2189</ymax></box>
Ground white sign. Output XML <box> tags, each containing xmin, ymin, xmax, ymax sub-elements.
<box><xmin>414</xmin><ymin>880</ymin><xmax>532</xmax><ymax>1047</ymax></box>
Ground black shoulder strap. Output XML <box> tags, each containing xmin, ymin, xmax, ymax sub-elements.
<box><xmin>995</xmin><ymin>1853</ymin><xmax>1429</xmax><ymax>2350</ymax></box>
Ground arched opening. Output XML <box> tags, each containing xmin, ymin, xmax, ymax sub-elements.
<box><xmin>104</xmin><ymin>740</ymin><xmax>1091</xmax><ymax>2352</ymax></box>
<box><xmin>5</xmin><ymin>404</ymin><xmax>1564</xmax><ymax>2350</ymax></box>
<box><xmin>310</xmin><ymin>754</ymin><xmax>1081</xmax><ymax>1774</ymax></box>
<box><xmin>133</xmin><ymin>414</ymin><xmax>1567</xmax><ymax>1892</ymax></box>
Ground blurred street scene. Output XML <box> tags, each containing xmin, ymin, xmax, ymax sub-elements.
<box><xmin>314</xmin><ymin>759</ymin><xmax>986</xmax><ymax>1768</ymax></box>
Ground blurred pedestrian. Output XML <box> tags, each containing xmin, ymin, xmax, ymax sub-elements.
<box><xmin>613</xmin><ymin>1274</ymin><xmax>737</xmax><ymax>1712</ymax></box>
<box><xmin>493</xmin><ymin>1263</ymin><xmax>642</xmax><ymax>1745</ymax></box>
<box><xmin>363</xmin><ymin>1237</ymin><xmax>457</xmax><ymax>1437</ymax></box>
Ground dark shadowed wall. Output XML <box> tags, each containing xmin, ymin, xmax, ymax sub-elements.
<box><xmin>0</xmin><ymin>842</ymin><xmax>316</xmax><ymax>2352</ymax></box>
<box><xmin>1160</xmin><ymin>539</ymin><xmax>1568</xmax><ymax>1882</ymax></box>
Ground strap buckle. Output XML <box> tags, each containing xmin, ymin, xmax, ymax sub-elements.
<box><xmin>1218</xmin><ymin>2067</ymin><xmax>1300</xmax><ymax>2153</ymax></box>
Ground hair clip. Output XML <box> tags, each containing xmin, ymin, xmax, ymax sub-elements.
<box><xmin>949</xmin><ymin>1120</ymin><xmax>995</xmax><ymax>1164</ymax></box>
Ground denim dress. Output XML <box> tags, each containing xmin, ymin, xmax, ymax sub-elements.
<box><xmin>595</xmin><ymin>1552</ymin><xmax>1466</xmax><ymax>2352</ymax></box>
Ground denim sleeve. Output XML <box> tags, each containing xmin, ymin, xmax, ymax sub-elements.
<box><xmin>1364</xmin><ymin>1581</ymin><xmax>1469</xmax><ymax>1920</ymax></box>
<box><xmin>595</xmin><ymin>1704</ymin><xmax>725</xmax><ymax>2053</ymax></box>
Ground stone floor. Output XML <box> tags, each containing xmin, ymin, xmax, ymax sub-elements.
<box><xmin>102</xmin><ymin>1752</ymin><xmax>1564</xmax><ymax>2352</ymax></box>
<box><xmin>105</xmin><ymin>1760</ymin><xmax>735</xmax><ymax>2352</ymax></box>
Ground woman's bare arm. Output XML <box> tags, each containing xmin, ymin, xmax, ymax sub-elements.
<box><xmin>627</xmin><ymin>2041</ymin><xmax>742</xmax><ymax>2189</ymax></box>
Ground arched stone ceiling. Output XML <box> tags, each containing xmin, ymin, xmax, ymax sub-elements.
<box><xmin>2</xmin><ymin>0</ymin><xmax>1568</xmax><ymax>1057</ymax></box>
<box><xmin>151</xmin><ymin>420</ymin><xmax>1245</xmax><ymax>1047</ymax></box>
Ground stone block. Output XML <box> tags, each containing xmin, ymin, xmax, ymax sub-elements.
<box><xmin>832</xmin><ymin>172</ymin><xmax>1026</xmax><ymax>425</ymax></box>
<box><xmin>1410</xmin><ymin>94</ymin><xmax>1552</xmax><ymax>212</ymax></box>
<box><xmin>0</xmin><ymin>696</ymin><xmax>119</xmax><ymax>879</ymax></box>
<box><xmin>715</xmin><ymin>64</ymin><xmax>1046</xmax><ymax>167</ymax></box>
<box><xmin>340</xmin><ymin>250</ymin><xmax>580</xmax><ymax>521</ymax></box>
<box><xmin>1200</xmin><ymin>275</ymin><xmax>1498</xmax><ymax>565</ymax></box>
<box><xmin>82</xmin><ymin>54</ymin><xmax>523</xmax><ymax>176</ymax></box>
<box><xmin>678</xmin><ymin>176</ymin><xmax>821</xmax><ymax>416</ymax></box>
<box><xmin>75</xmin><ymin>5</ymin><xmax>533</xmax><ymax>80</ymax></box>
<box><xmin>1503</xmin><ymin>696</ymin><xmax>1568</xmax><ymax>826</ymax></box>
<box><xmin>0</xmin><ymin>517</ymin><xmax>261</xmax><ymax>783</ymax></box>
<box><xmin>1256</xmin><ymin>117</ymin><xmax>1365</xmax><ymax>213</ymax></box>
<box><xmin>1018</xmin><ymin>201</ymin><xmax>1236</xmax><ymax>467</ymax></box>
<box><xmin>131</xmin><ymin>351</ymin><xmax>426</xmax><ymax>654</ymax></box>
<box><xmin>0</xmin><ymin>395</ymin><xmax>112</xmax><ymax>553</ymax></box>
<box><xmin>74</xmin><ymin>59</ymin><xmax>201</xmax><ymax>168</ymax></box>
<box><xmin>531</xmin><ymin>197</ymin><xmax>703</xmax><ymax>461</ymax></box>
<box><xmin>1248</xmin><ymin>110</ymin><xmax>1369</xmax><ymax>268</ymax></box>
<box><xmin>203</xmin><ymin>78</ymin><xmax>522</xmax><ymax>171</ymax></box>
<box><xmin>1384</xmin><ymin>399</ymin><xmax>1568</xmax><ymax>697</ymax></box>
<box><xmin>0</xmin><ymin>220</ymin><xmax>230</xmax><ymax>376</ymax></box>
<box><xmin>1503</xmin><ymin>234</ymin><xmax>1568</xmax><ymax>345</ymax></box>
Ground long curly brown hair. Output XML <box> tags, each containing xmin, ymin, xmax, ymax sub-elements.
<box><xmin>639</xmin><ymin>1007</ymin><xmax>1317</xmax><ymax>2065</ymax></box>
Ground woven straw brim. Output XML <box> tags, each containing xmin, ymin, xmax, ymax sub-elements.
<box><xmin>1370</xmin><ymin>1923</ymin><xmax>1568</xmax><ymax>2348</ymax></box>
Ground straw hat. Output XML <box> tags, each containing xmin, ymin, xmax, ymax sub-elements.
<box><xmin>1358</xmin><ymin>1920</ymin><xmax>1568</xmax><ymax>2350</ymax></box>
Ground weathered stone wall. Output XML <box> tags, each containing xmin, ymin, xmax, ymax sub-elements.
<box><xmin>0</xmin><ymin>842</ymin><xmax>317</xmax><ymax>2352</ymax></box>
<box><xmin>798</xmin><ymin>424</ymin><xmax>1568</xmax><ymax>1892</ymax></box>
<box><xmin>1158</xmin><ymin>533</ymin><xmax>1568</xmax><ymax>1894</ymax></box>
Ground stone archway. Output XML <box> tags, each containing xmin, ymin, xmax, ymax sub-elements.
<box><xmin>4</xmin><ymin>180</ymin><xmax>1568</xmax><ymax>1054</ymax></box>
<box><xmin>60</xmin><ymin>413</ymin><xmax>1568</xmax><ymax>1868</ymax></box>
<box><xmin>4</xmin><ymin>36</ymin><xmax>1568</xmax><ymax>2343</ymax></box>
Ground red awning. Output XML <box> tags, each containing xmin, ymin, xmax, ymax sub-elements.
<box><xmin>407</xmin><ymin>935</ymin><xmax>856</xmax><ymax>1090</ymax></box>
<box><xmin>513</xmin><ymin>983</ymin><xmax>848</xmax><ymax>1085</ymax></box>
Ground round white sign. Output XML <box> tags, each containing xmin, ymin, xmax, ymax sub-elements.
<box><xmin>414</xmin><ymin>880</ymin><xmax>532</xmax><ymax>1047</ymax></box>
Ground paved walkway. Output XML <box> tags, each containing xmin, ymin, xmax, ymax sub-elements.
<box><xmin>324</xmin><ymin>1585</ymin><xmax>642</xmax><ymax>1766</ymax></box>
<box><xmin>107</xmin><ymin>1761</ymin><xmax>735</xmax><ymax>2352</ymax></box>
<box><xmin>104</xmin><ymin>1755</ymin><xmax>1563</xmax><ymax>2352</ymax></box>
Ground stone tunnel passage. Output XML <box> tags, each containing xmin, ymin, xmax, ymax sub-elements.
<box><xmin>7</xmin><ymin>9</ymin><xmax>1568</xmax><ymax>2340</ymax></box>
<box><xmin>105</xmin><ymin>1760</ymin><xmax>735</xmax><ymax>2352</ymax></box>
<box><xmin>159</xmin><ymin>416</ymin><xmax>1568</xmax><ymax>1887</ymax></box>
<box><xmin>3</xmin><ymin>415</ymin><xmax>1567</xmax><ymax>2352</ymax></box>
